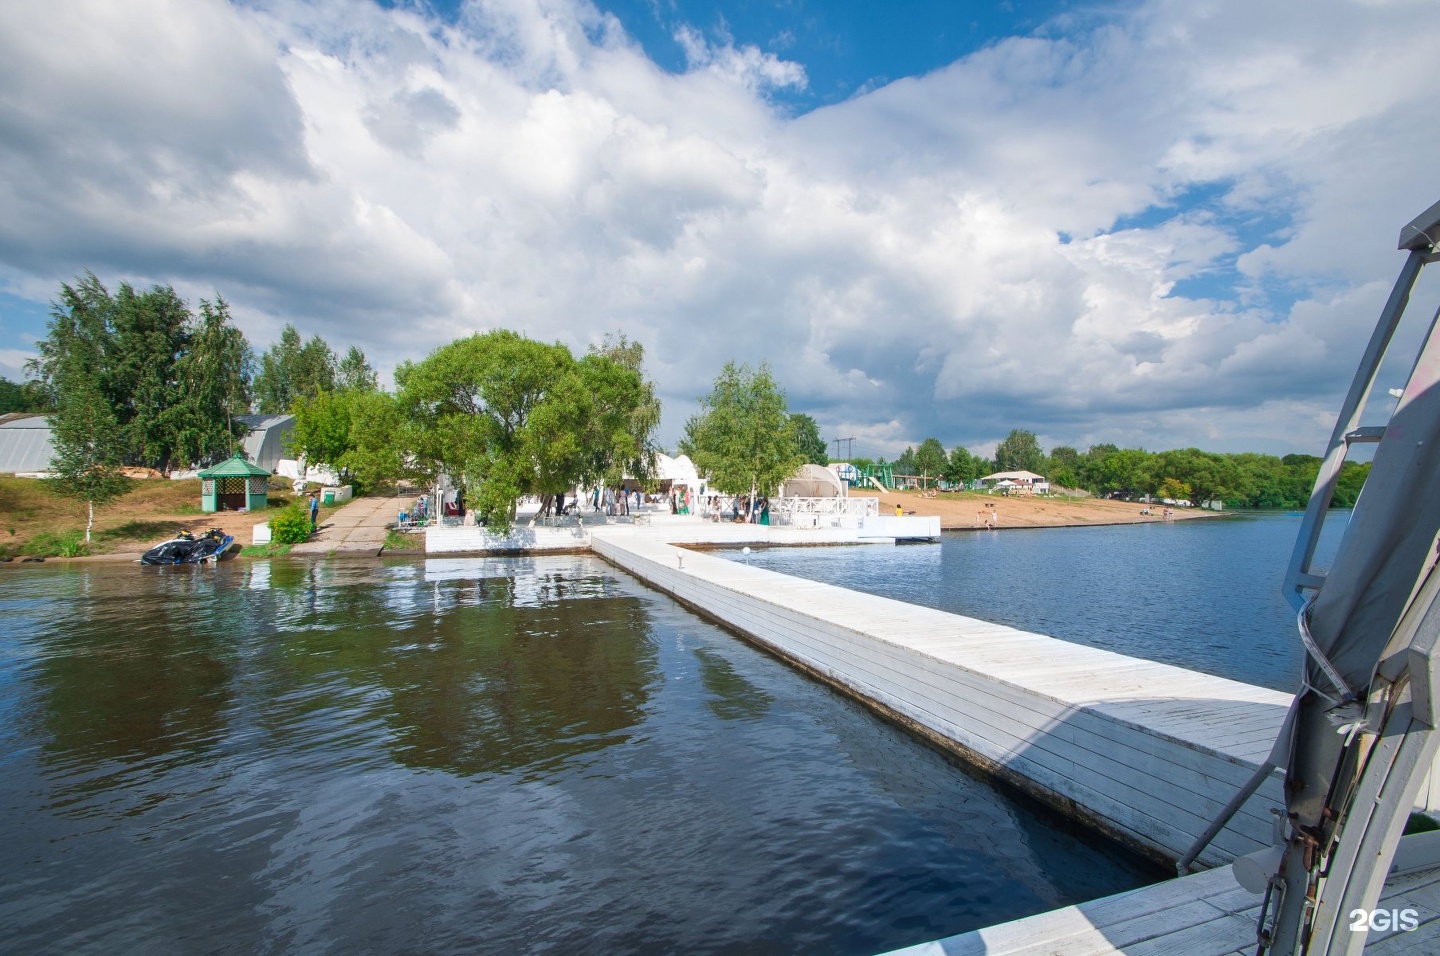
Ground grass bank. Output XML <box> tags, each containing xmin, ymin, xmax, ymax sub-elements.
<box><xmin>0</xmin><ymin>476</ymin><xmax>328</xmax><ymax>558</ymax></box>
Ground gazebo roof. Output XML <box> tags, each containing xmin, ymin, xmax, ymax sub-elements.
<box><xmin>197</xmin><ymin>454</ymin><xmax>271</xmax><ymax>478</ymax></box>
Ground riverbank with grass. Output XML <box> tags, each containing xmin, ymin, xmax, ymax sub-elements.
<box><xmin>0</xmin><ymin>475</ymin><xmax>335</xmax><ymax>559</ymax></box>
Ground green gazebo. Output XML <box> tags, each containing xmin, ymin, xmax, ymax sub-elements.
<box><xmin>197</xmin><ymin>455</ymin><xmax>271</xmax><ymax>512</ymax></box>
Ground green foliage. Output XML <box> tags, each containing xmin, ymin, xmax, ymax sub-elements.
<box><xmin>1046</xmin><ymin>445</ymin><xmax>1081</xmax><ymax>487</ymax></box>
<box><xmin>383</xmin><ymin>528</ymin><xmax>419</xmax><ymax>552</ymax></box>
<box><xmin>240</xmin><ymin>542</ymin><xmax>293</xmax><ymax>558</ymax></box>
<box><xmin>269</xmin><ymin>503</ymin><xmax>313</xmax><ymax>544</ymax></box>
<box><xmin>254</xmin><ymin>325</ymin><xmax>338</xmax><ymax>413</ymax></box>
<box><xmin>995</xmin><ymin>429</ymin><xmax>1045</xmax><ymax>474</ymax></box>
<box><xmin>1158</xmin><ymin>477</ymin><xmax>1193</xmax><ymax>502</ymax></box>
<box><xmin>893</xmin><ymin>446</ymin><xmax>917</xmax><ymax>475</ymax></box>
<box><xmin>915</xmin><ymin>437</ymin><xmax>946</xmax><ymax>477</ymax></box>
<box><xmin>683</xmin><ymin>361</ymin><xmax>802</xmax><ymax>497</ymax></box>
<box><xmin>22</xmin><ymin>529</ymin><xmax>88</xmax><ymax>558</ymax></box>
<box><xmin>28</xmin><ymin>273</ymin><xmax>252</xmax><ymax>471</ymax></box>
<box><xmin>170</xmin><ymin>297</ymin><xmax>253</xmax><ymax>466</ymax></box>
<box><xmin>787</xmin><ymin>413</ymin><xmax>829</xmax><ymax>465</ymax></box>
<box><xmin>397</xmin><ymin>330</ymin><xmax>654</xmax><ymax>530</ymax></box>
<box><xmin>580</xmin><ymin>335</ymin><xmax>660</xmax><ymax>483</ymax></box>
<box><xmin>0</xmin><ymin>377</ymin><xmax>47</xmax><ymax>413</ymax></box>
<box><xmin>337</xmin><ymin>346</ymin><xmax>378</xmax><ymax>392</ymax></box>
<box><xmin>944</xmin><ymin>445</ymin><xmax>976</xmax><ymax>484</ymax></box>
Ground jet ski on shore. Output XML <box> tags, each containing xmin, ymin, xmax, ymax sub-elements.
<box><xmin>140</xmin><ymin>528</ymin><xmax>238</xmax><ymax>566</ymax></box>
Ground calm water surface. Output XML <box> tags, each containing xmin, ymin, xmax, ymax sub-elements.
<box><xmin>733</xmin><ymin>512</ymin><xmax>1347</xmax><ymax>692</ymax></box>
<box><xmin>0</xmin><ymin>556</ymin><xmax>1161</xmax><ymax>955</ymax></box>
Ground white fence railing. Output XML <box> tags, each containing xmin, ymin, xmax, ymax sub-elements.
<box><xmin>771</xmin><ymin>496</ymin><xmax>880</xmax><ymax>517</ymax></box>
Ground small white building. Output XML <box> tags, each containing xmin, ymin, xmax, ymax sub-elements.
<box><xmin>979</xmin><ymin>470</ymin><xmax>1051</xmax><ymax>495</ymax></box>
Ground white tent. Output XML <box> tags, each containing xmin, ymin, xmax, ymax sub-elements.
<box><xmin>654</xmin><ymin>452</ymin><xmax>701</xmax><ymax>486</ymax></box>
<box><xmin>780</xmin><ymin>463</ymin><xmax>845</xmax><ymax>497</ymax></box>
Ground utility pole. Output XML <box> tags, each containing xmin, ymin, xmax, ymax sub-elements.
<box><xmin>831</xmin><ymin>438</ymin><xmax>843</xmax><ymax>461</ymax></box>
<box><xmin>843</xmin><ymin>437</ymin><xmax>856</xmax><ymax>461</ymax></box>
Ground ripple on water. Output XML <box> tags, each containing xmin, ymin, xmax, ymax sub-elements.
<box><xmin>0</xmin><ymin>556</ymin><xmax>1163</xmax><ymax>955</ymax></box>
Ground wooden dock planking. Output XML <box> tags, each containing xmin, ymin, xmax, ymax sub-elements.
<box><xmin>881</xmin><ymin>864</ymin><xmax>1440</xmax><ymax>955</ymax></box>
<box><xmin>592</xmin><ymin>532</ymin><xmax>1290</xmax><ymax>866</ymax></box>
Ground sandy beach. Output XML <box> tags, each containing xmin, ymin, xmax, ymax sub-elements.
<box><xmin>869</xmin><ymin>488</ymin><xmax>1216</xmax><ymax>531</ymax></box>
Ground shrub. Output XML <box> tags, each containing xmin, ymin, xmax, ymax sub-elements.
<box><xmin>270</xmin><ymin>504</ymin><xmax>314</xmax><ymax>544</ymax></box>
<box><xmin>24</xmin><ymin>529</ymin><xmax>89</xmax><ymax>558</ymax></box>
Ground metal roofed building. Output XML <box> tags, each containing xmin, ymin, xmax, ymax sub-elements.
<box><xmin>235</xmin><ymin>414</ymin><xmax>294</xmax><ymax>474</ymax></box>
<box><xmin>0</xmin><ymin>414</ymin><xmax>56</xmax><ymax>475</ymax></box>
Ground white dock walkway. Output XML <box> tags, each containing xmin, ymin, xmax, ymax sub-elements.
<box><xmin>592</xmin><ymin>532</ymin><xmax>1290</xmax><ymax>867</ymax></box>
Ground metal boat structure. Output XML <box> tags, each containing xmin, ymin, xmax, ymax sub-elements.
<box><xmin>139</xmin><ymin>528</ymin><xmax>239</xmax><ymax>566</ymax></box>
<box><xmin>1176</xmin><ymin>197</ymin><xmax>1440</xmax><ymax>954</ymax></box>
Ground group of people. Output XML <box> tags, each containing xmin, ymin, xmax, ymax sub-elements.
<box><xmin>592</xmin><ymin>486</ymin><xmax>645</xmax><ymax>516</ymax></box>
<box><xmin>704</xmin><ymin>494</ymin><xmax>768</xmax><ymax>524</ymax></box>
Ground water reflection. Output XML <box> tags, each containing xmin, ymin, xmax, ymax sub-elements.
<box><xmin>695</xmin><ymin>645</ymin><xmax>773</xmax><ymax>721</ymax></box>
<box><xmin>0</xmin><ymin>556</ymin><xmax>1161</xmax><ymax>955</ymax></box>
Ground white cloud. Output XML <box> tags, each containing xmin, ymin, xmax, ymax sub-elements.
<box><xmin>1</xmin><ymin>0</ymin><xmax>1437</xmax><ymax>458</ymax></box>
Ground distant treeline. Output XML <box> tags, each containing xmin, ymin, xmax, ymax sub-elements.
<box><xmin>865</xmin><ymin>430</ymin><xmax>1368</xmax><ymax>510</ymax></box>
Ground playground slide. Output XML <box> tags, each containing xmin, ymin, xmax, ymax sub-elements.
<box><xmin>863</xmin><ymin>476</ymin><xmax>887</xmax><ymax>492</ymax></box>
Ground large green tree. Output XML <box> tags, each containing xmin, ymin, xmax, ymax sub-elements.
<box><xmin>944</xmin><ymin>445</ymin><xmax>976</xmax><ymax>484</ymax></box>
<box><xmin>30</xmin><ymin>284</ymin><xmax>134</xmax><ymax>541</ymax></box>
<box><xmin>398</xmin><ymin>330</ymin><xmax>649</xmax><ymax>529</ymax></box>
<box><xmin>994</xmin><ymin>428</ymin><xmax>1045</xmax><ymax>474</ymax></box>
<box><xmin>915</xmin><ymin>437</ymin><xmax>947</xmax><ymax>478</ymax></box>
<box><xmin>169</xmin><ymin>297</ymin><xmax>253</xmax><ymax>466</ymax></box>
<box><xmin>586</xmin><ymin>333</ymin><xmax>661</xmax><ymax>483</ymax></box>
<box><xmin>30</xmin><ymin>274</ymin><xmax>253</xmax><ymax>471</ymax></box>
<box><xmin>683</xmin><ymin>361</ymin><xmax>802</xmax><ymax>498</ymax></box>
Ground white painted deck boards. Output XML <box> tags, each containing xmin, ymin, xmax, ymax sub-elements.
<box><xmin>591</xmin><ymin>532</ymin><xmax>1292</xmax><ymax>867</ymax></box>
<box><xmin>879</xmin><ymin>863</ymin><xmax>1440</xmax><ymax>956</ymax></box>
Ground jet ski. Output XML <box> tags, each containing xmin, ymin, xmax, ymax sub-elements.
<box><xmin>140</xmin><ymin>528</ymin><xmax>238</xmax><ymax>566</ymax></box>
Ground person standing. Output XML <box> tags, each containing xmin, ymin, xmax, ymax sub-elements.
<box><xmin>309</xmin><ymin>491</ymin><xmax>320</xmax><ymax>534</ymax></box>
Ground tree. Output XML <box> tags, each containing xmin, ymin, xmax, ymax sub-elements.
<box><xmin>33</xmin><ymin>286</ymin><xmax>134</xmax><ymax>541</ymax></box>
<box><xmin>1151</xmin><ymin>448</ymin><xmax>1249</xmax><ymax>507</ymax></box>
<box><xmin>169</xmin><ymin>297</ymin><xmax>253</xmax><ymax>467</ymax></box>
<box><xmin>1158</xmin><ymin>477</ymin><xmax>1192</xmax><ymax>503</ymax></box>
<box><xmin>893</xmin><ymin>446</ymin><xmax>918</xmax><ymax>476</ymax></box>
<box><xmin>254</xmin><ymin>325</ymin><xmax>303</xmax><ymax>413</ymax></box>
<box><xmin>915</xmin><ymin>438</ymin><xmax>946</xmax><ymax>479</ymax></box>
<box><xmin>109</xmin><ymin>281</ymin><xmax>192</xmax><ymax>471</ymax></box>
<box><xmin>397</xmin><ymin>330</ymin><xmax>646</xmax><ymax>529</ymax></box>
<box><xmin>994</xmin><ymin>429</ymin><xmax>1045</xmax><ymax>474</ymax></box>
<box><xmin>1047</xmin><ymin>445</ymin><xmax>1081</xmax><ymax>488</ymax></box>
<box><xmin>788</xmin><ymin>413</ymin><xmax>828</xmax><ymax>465</ymax></box>
<box><xmin>586</xmin><ymin>333</ymin><xmax>661</xmax><ymax>483</ymax></box>
<box><xmin>944</xmin><ymin>445</ymin><xmax>976</xmax><ymax>485</ymax></box>
<box><xmin>0</xmin><ymin>377</ymin><xmax>46</xmax><ymax>413</ymax></box>
<box><xmin>30</xmin><ymin>273</ymin><xmax>194</xmax><ymax>470</ymax></box>
<box><xmin>254</xmin><ymin>325</ymin><xmax>337</xmax><ymax>413</ymax></box>
<box><xmin>337</xmin><ymin>346</ymin><xmax>378</xmax><ymax>392</ymax></box>
<box><xmin>289</xmin><ymin>389</ymin><xmax>356</xmax><ymax>473</ymax></box>
<box><xmin>683</xmin><ymin>361</ymin><xmax>802</xmax><ymax>498</ymax></box>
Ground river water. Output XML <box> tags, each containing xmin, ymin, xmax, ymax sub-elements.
<box><xmin>0</xmin><ymin>556</ymin><xmax>1162</xmax><ymax>956</ymax></box>
<box><xmin>730</xmin><ymin>512</ymin><xmax>1347</xmax><ymax>692</ymax></box>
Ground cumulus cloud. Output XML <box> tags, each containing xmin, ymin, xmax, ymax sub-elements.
<box><xmin>0</xmin><ymin>0</ymin><xmax>1437</xmax><ymax>459</ymax></box>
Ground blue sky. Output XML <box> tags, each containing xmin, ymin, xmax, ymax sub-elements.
<box><xmin>2</xmin><ymin>0</ymin><xmax>1438</xmax><ymax>458</ymax></box>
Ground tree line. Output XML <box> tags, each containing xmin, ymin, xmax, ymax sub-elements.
<box><xmin>879</xmin><ymin>428</ymin><xmax>1368</xmax><ymax>509</ymax></box>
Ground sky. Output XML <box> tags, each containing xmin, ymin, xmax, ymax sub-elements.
<box><xmin>1</xmin><ymin>0</ymin><xmax>1438</xmax><ymax>461</ymax></box>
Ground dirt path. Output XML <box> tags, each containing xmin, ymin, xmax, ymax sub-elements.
<box><xmin>290</xmin><ymin>494</ymin><xmax>411</xmax><ymax>556</ymax></box>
